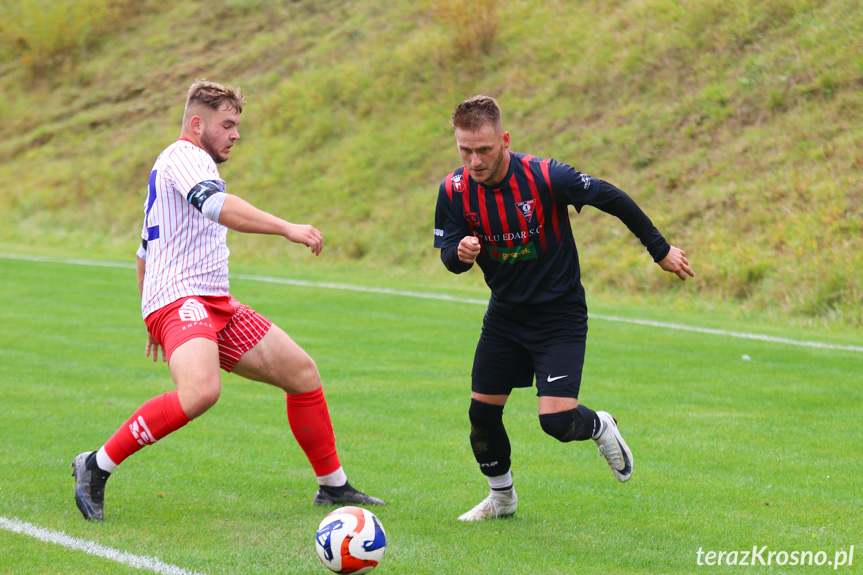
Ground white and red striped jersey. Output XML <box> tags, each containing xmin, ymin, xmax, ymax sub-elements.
<box><xmin>138</xmin><ymin>139</ymin><xmax>230</xmax><ymax>318</ymax></box>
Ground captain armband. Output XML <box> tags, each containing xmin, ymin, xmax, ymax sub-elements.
<box><xmin>136</xmin><ymin>239</ymin><xmax>148</xmax><ymax>260</ymax></box>
<box><xmin>187</xmin><ymin>180</ymin><xmax>227</xmax><ymax>223</ymax></box>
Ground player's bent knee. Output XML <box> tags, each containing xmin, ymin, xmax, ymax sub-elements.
<box><xmin>539</xmin><ymin>409</ymin><xmax>584</xmax><ymax>442</ymax></box>
<box><xmin>468</xmin><ymin>398</ymin><xmax>504</xmax><ymax>430</ymax></box>
<box><xmin>298</xmin><ymin>355</ymin><xmax>320</xmax><ymax>383</ymax></box>
<box><xmin>198</xmin><ymin>385</ymin><xmax>221</xmax><ymax>409</ymax></box>
<box><xmin>468</xmin><ymin>399</ymin><xmax>506</xmax><ymax>447</ymax></box>
<box><xmin>281</xmin><ymin>355</ymin><xmax>321</xmax><ymax>394</ymax></box>
<box><xmin>178</xmin><ymin>382</ymin><xmax>221</xmax><ymax>419</ymax></box>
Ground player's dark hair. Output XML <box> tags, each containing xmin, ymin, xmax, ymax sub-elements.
<box><xmin>451</xmin><ymin>95</ymin><xmax>503</xmax><ymax>132</ymax></box>
<box><xmin>186</xmin><ymin>80</ymin><xmax>246</xmax><ymax>114</ymax></box>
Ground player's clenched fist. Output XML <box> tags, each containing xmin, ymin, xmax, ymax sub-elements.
<box><xmin>457</xmin><ymin>236</ymin><xmax>482</xmax><ymax>264</ymax></box>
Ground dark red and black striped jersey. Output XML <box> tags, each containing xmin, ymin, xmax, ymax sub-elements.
<box><xmin>434</xmin><ymin>151</ymin><xmax>670</xmax><ymax>305</ymax></box>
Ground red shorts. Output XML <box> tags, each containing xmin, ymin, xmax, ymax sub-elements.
<box><xmin>145</xmin><ymin>295</ymin><xmax>272</xmax><ymax>372</ymax></box>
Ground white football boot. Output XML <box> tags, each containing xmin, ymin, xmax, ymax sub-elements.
<box><xmin>593</xmin><ymin>411</ymin><xmax>633</xmax><ymax>482</ymax></box>
<box><xmin>458</xmin><ymin>488</ymin><xmax>518</xmax><ymax>521</ymax></box>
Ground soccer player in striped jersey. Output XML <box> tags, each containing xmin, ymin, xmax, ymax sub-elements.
<box><xmin>434</xmin><ymin>95</ymin><xmax>694</xmax><ymax>521</ymax></box>
<box><xmin>71</xmin><ymin>80</ymin><xmax>384</xmax><ymax>521</ymax></box>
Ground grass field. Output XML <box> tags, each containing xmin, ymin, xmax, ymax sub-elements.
<box><xmin>1</xmin><ymin>255</ymin><xmax>861</xmax><ymax>574</ymax></box>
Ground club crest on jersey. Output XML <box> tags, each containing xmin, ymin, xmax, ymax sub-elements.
<box><xmin>515</xmin><ymin>200</ymin><xmax>535</xmax><ymax>223</ymax></box>
<box><xmin>452</xmin><ymin>174</ymin><xmax>466</xmax><ymax>193</ymax></box>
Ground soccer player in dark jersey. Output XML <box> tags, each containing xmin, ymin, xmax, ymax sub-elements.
<box><xmin>434</xmin><ymin>95</ymin><xmax>694</xmax><ymax>521</ymax></box>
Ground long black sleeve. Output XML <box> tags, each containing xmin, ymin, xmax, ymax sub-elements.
<box><xmin>441</xmin><ymin>244</ymin><xmax>474</xmax><ymax>274</ymax></box>
<box><xmin>590</xmin><ymin>181</ymin><xmax>671</xmax><ymax>262</ymax></box>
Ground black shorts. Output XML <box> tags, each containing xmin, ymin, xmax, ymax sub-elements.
<box><xmin>471</xmin><ymin>294</ymin><xmax>588</xmax><ymax>398</ymax></box>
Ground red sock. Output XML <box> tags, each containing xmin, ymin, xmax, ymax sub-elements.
<box><xmin>103</xmin><ymin>391</ymin><xmax>190</xmax><ymax>465</ymax></box>
<box><xmin>286</xmin><ymin>387</ymin><xmax>341</xmax><ymax>476</ymax></box>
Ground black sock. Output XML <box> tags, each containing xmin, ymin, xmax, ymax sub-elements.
<box><xmin>321</xmin><ymin>481</ymin><xmax>353</xmax><ymax>493</ymax></box>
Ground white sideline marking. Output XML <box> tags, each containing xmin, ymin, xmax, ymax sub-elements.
<box><xmin>233</xmin><ymin>273</ymin><xmax>863</xmax><ymax>353</ymax></box>
<box><xmin>0</xmin><ymin>517</ymin><xmax>207</xmax><ymax>575</ymax></box>
<box><xmin>3</xmin><ymin>253</ymin><xmax>862</xmax><ymax>353</ymax></box>
<box><xmin>588</xmin><ymin>314</ymin><xmax>863</xmax><ymax>352</ymax></box>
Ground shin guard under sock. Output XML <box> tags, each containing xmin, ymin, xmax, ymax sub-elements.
<box><xmin>468</xmin><ymin>399</ymin><xmax>511</xmax><ymax>478</ymax></box>
<box><xmin>103</xmin><ymin>391</ymin><xmax>190</xmax><ymax>465</ymax></box>
<box><xmin>286</xmin><ymin>387</ymin><xmax>341</xmax><ymax>477</ymax></box>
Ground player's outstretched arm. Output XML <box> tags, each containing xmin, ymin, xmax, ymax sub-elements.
<box><xmin>218</xmin><ymin>194</ymin><xmax>323</xmax><ymax>255</ymax></box>
<box><xmin>657</xmin><ymin>245</ymin><xmax>695</xmax><ymax>281</ymax></box>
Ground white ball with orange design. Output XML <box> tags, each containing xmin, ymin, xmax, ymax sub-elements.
<box><xmin>315</xmin><ymin>506</ymin><xmax>387</xmax><ymax>574</ymax></box>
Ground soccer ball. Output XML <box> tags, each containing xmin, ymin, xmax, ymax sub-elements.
<box><xmin>315</xmin><ymin>506</ymin><xmax>387</xmax><ymax>574</ymax></box>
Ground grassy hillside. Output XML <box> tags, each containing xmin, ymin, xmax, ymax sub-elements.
<box><xmin>1</xmin><ymin>0</ymin><xmax>861</xmax><ymax>325</ymax></box>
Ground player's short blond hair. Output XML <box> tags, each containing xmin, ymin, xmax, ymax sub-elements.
<box><xmin>451</xmin><ymin>95</ymin><xmax>503</xmax><ymax>133</ymax></box>
<box><xmin>186</xmin><ymin>80</ymin><xmax>246</xmax><ymax>114</ymax></box>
